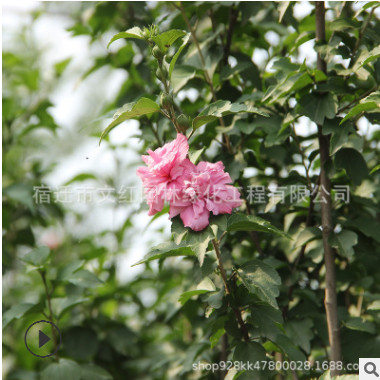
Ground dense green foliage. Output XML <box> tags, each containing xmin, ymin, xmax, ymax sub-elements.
<box><xmin>3</xmin><ymin>2</ymin><xmax>380</xmax><ymax>380</ymax></box>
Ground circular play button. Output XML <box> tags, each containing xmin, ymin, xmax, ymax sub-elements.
<box><xmin>24</xmin><ymin>320</ymin><xmax>61</xmax><ymax>358</ymax></box>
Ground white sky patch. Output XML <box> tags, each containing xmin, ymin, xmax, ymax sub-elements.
<box><xmin>293</xmin><ymin>2</ymin><xmax>314</xmax><ymax>19</ymax></box>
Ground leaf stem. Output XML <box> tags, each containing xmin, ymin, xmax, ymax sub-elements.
<box><xmin>39</xmin><ymin>270</ymin><xmax>59</xmax><ymax>361</ymax></box>
<box><xmin>212</xmin><ymin>239</ymin><xmax>250</xmax><ymax>342</ymax></box>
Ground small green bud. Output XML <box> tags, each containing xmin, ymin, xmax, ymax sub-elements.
<box><xmin>155</xmin><ymin>65</ymin><xmax>168</xmax><ymax>81</ymax></box>
<box><xmin>160</xmin><ymin>93</ymin><xmax>173</xmax><ymax>109</ymax></box>
<box><xmin>152</xmin><ymin>45</ymin><xmax>164</xmax><ymax>60</ymax></box>
<box><xmin>177</xmin><ymin>114</ymin><xmax>190</xmax><ymax>130</ymax></box>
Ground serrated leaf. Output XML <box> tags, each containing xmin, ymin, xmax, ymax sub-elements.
<box><xmin>2</xmin><ymin>303</ymin><xmax>37</xmax><ymax>329</ymax></box>
<box><xmin>132</xmin><ymin>242</ymin><xmax>195</xmax><ymax>266</ymax></box>
<box><xmin>284</xmin><ymin>319</ymin><xmax>314</xmax><ymax>353</ymax></box>
<box><xmin>21</xmin><ymin>246</ymin><xmax>50</xmax><ymax>267</ymax></box>
<box><xmin>335</xmin><ymin>148</ymin><xmax>369</xmax><ymax>186</ymax></box>
<box><xmin>169</xmin><ymin>33</ymin><xmax>191</xmax><ymax>79</ymax></box>
<box><xmin>328</xmin><ymin>230</ymin><xmax>358</xmax><ymax>258</ymax></box>
<box><xmin>152</xmin><ymin>29</ymin><xmax>186</xmax><ymax>52</ymax></box>
<box><xmin>100</xmin><ymin>98</ymin><xmax>160</xmax><ymax>143</ymax></box>
<box><xmin>340</xmin><ymin>92</ymin><xmax>380</xmax><ymax>124</ymax></box>
<box><xmin>357</xmin><ymin>45</ymin><xmax>380</xmax><ymax>69</ymax></box>
<box><xmin>107</xmin><ymin>27</ymin><xmax>145</xmax><ymax>48</ymax></box>
<box><xmin>237</xmin><ymin>260</ymin><xmax>281</xmax><ymax>308</ymax></box>
<box><xmin>192</xmin><ymin>100</ymin><xmax>268</xmax><ymax>131</ymax></box>
<box><xmin>227</xmin><ymin>213</ymin><xmax>290</xmax><ymax>238</ymax></box>
<box><xmin>172</xmin><ymin>65</ymin><xmax>196</xmax><ymax>93</ymax></box>
<box><xmin>299</xmin><ymin>92</ymin><xmax>337</xmax><ymax>125</ymax></box>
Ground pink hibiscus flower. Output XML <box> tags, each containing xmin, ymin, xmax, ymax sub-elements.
<box><xmin>169</xmin><ymin>161</ymin><xmax>243</xmax><ymax>231</ymax></box>
<box><xmin>137</xmin><ymin>134</ymin><xmax>242</xmax><ymax>230</ymax></box>
<box><xmin>136</xmin><ymin>133</ymin><xmax>189</xmax><ymax>215</ymax></box>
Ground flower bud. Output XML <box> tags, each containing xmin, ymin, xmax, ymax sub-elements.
<box><xmin>152</xmin><ymin>45</ymin><xmax>164</xmax><ymax>60</ymax></box>
<box><xmin>160</xmin><ymin>93</ymin><xmax>173</xmax><ymax>109</ymax></box>
<box><xmin>177</xmin><ymin>114</ymin><xmax>190</xmax><ymax>130</ymax></box>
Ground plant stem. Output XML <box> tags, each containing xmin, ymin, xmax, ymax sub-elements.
<box><xmin>177</xmin><ymin>2</ymin><xmax>232</xmax><ymax>153</ymax></box>
<box><xmin>212</xmin><ymin>238</ymin><xmax>250</xmax><ymax>342</ymax></box>
<box><xmin>39</xmin><ymin>270</ymin><xmax>59</xmax><ymax>361</ymax></box>
<box><xmin>349</xmin><ymin>7</ymin><xmax>375</xmax><ymax>68</ymax></box>
<box><xmin>315</xmin><ymin>2</ymin><xmax>342</xmax><ymax>373</ymax></box>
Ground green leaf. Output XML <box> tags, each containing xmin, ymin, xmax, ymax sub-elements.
<box><xmin>250</xmin><ymin>303</ymin><xmax>283</xmax><ymax>340</ymax></box>
<box><xmin>344</xmin><ymin>317</ymin><xmax>376</xmax><ymax>334</ymax></box>
<box><xmin>171</xmin><ymin>217</ymin><xmax>189</xmax><ymax>244</ymax></box>
<box><xmin>210</xmin><ymin>328</ymin><xmax>225</xmax><ymax>349</ymax></box>
<box><xmin>179</xmin><ymin>277</ymin><xmax>216</xmax><ymax>305</ymax></box>
<box><xmin>179</xmin><ymin>289</ymin><xmax>210</xmax><ymax>305</ymax></box>
<box><xmin>334</xmin><ymin>148</ymin><xmax>369</xmax><ymax>185</ymax></box>
<box><xmin>57</xmin><ymin>260</ymin><xmax>85</xmax><ymax>281</ymax></box>
<box><xmin>80</xmin><ymin>364</ymin><xmax>113</xmax><ymax>380</ymax></box>
<box><xmin>357</xmin><ymin>45</ymin><xmax>380</xmax><ymax>68</ymax></box>
<box><xmin>51</xmin><ymin>296</ymin><xmax>88</xmax><ymax>318</ymax></box>
<box><xmin>169</xmin><ymin>33</ymin><xmax>191</xmax><ymax>79</ymax></box>
<box><xmin>227</xmin><ymin>213</ymin><xmax>290</xmax><ymax>238</ymax></box>
<box><xmin>63</xmin><ymin>326</ymin><xmax>99</xmax><ymax>360</ymax></box>
<box><xmin>100</xmin><ymin>98</ymin><xmax>160</xmax><ymax>143</ymax></box>
<box><xmin>185</xmin><ymin>229</ymin><xmax>213</xmax><ymax>266</ymax></box>
<box><xmin>41</xmin><ymin>359</ymin><xmax>81</xmax><ymax>380</ymax></box>
<box><xmin>328</xmin><ymin>230</ymin><xmax>358</xmax><ymax>258</ymax></box>
<box><xmin>68</xmin><ymin>269</ymin><xmax>103</xmax><ymax>288</ymax></box>
<box><xmin>171</xmin><ymin>65</ymin><xmax>196</xmax><ymax>93</ymax></box>
<box><xmin>299</xmin><ymin>92</ymin><xmax>337</xmax><ymax>125</ymax></box>
<box><xmin>284</xmin><ymin>319</ymin><xmax>314</xmax><ymax>353</ymax></box>
<box><xmin>340</xmin><ymin>92</ymin><xmax>380</xmax><ymax>124</ymax></box>
<box><xmin>21</xmin><ymin>246</ymin><xmax>50</xmax><ymax>267</ymax></box>
<box><xmin>107</xmin><ymin>27</ymin><xmax>145</xmax><ymax>48</ymax></box>
<box><xmin>273</xmin><ymin>334</ymin><xmax>306</xmax><ymax>362</ymax></box>
<box><xmin>188</xmin><ymin>147</ymin><xmax>206</xmax><ymax>164</ymax></box>
<box><xmin>192</xmin><ymin>100</ymin><xmax>269</xmax><ymax>131</ymax></box>
<box><xmin>278</xmin><ymin>1</ymin><xmax>290</xmax><ymax>23</ymax></box>
<box><xmin>3</xmin><ymin>303</ymin><xmax>36</xmax><ymax>329</ymax></box>
<box><xmin>132</xmin><ymin>242</ymin><xmax>194</xmax><ymax>266</ymax></box>
<box><xmin>237</xmin><ymin>260</ymin><xmax>281</xmax><ymax>308</ymax></box>
<box><xmin>233</xmin><ymin>341</ymin><xmax>268</xmax><ymax>379</ymax></box>
<box><xmin>370</xmin><ymin>164</ymin><xmax>380</xmax><ymax>174</ymax></box>
<box><xmin>152</xmin><ymin>29</ymin><xmax>186</xmax><ymax>52</ymax></box>
<box><xmin>63</xmin><ymin>173</ymin><xmax>97</xmax><ymax>186</ymax></box>
<box><xmin>3</xmin><ymin>183</ymin><xmax>35</xmax><ymax>212</ymax></box>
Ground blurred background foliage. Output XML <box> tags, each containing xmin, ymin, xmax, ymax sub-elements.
<box><xmin>2</xmin><ymin>1</ymin><xmax>380</xmax><ymax>379</ymax></box>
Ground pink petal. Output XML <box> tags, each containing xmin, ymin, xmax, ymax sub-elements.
<box><xmin>180</xmin><ymin>204</ymin><xmax>210</xmax><ymax>231</ymax></box>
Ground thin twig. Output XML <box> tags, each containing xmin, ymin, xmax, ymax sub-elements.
<box><xmin>223</xmin><ymin>6</ymin><xmax>238</xmax><ymax>65</ymax></box>
<box><xmin>337</xmin><ymin>86</ymin><xmax>378</xmax><ymax>114</ymax></box>
<box><xmin>177</xmin><ymin>2</ymin><xmax>232</xmax><ymax>153</ymax></box>
<box><xmin>349</xmin><ymin>8</ymin><xmax>375</xmax><ymax>68</ymax></box>
<box><xmin>39</xmin><ymin>270</ymin><xmax>59</xmax><ymax>361</ymax></box>
<box><xmin>212</xmin><ymin>239</ymin><xmax>250</xmax><ymax>342</ymax></box>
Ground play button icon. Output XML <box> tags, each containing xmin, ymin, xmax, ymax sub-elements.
<box><xmin>39</xmin><ymin>330</ymin><xmax>51</xmax><ymax>348</ymax></box>
<box><xmin>25</xmin><ymin>320</ymin><xmax>61</xmax><ymax>358</ymax></box>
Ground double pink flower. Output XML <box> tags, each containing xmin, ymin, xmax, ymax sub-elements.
<box><xmin>137</xmin><ymin>134</ymin><xmax>242</xmax><ymax>231</ymax></box>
